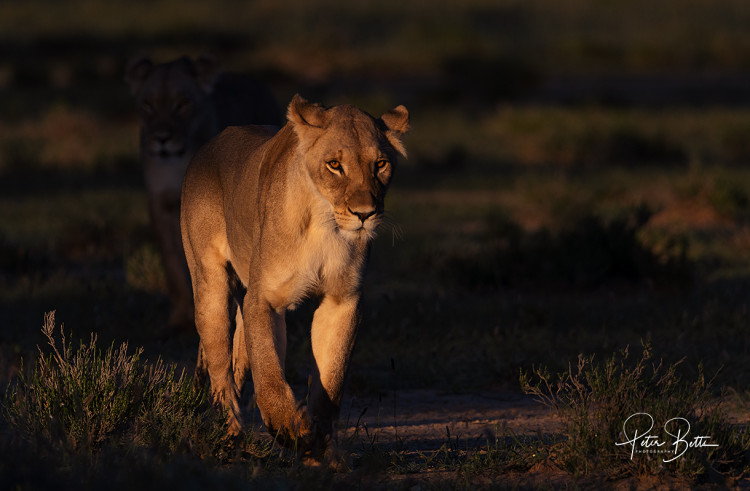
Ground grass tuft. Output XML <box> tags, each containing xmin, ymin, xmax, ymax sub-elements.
<box><xmin>125</xmin><ymin>244</ymin><xmax>168</xmax><ymax>294</ymax></box>
<box><xmin>3</xmin><ymin>311</ymin><xmax>236</xmax><ymax>459</ymax></box>
<box><xmin>521</xmin><ymin>342</ymin><xmax>750</xmax><ymax>483</ymax></box>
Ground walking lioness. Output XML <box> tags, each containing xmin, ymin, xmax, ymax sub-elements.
<box><xmin>181</xmin><ymin>94</ymin><xmax>409</xmax><ymax>456</ymax></box>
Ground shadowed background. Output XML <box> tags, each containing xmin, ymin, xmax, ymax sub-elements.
<box><xmin>1</xmin><ymin>0</ymin><xmax>750</xmax><ymax>413</ymax></box>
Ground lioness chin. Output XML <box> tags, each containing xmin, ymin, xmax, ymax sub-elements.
<box><xmin>181</xmin><ymin>94</ymin><xmax>408</xmax><ymax>459</ymax></box>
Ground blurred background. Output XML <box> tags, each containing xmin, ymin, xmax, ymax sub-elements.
<box><xmin>1</xmin><ymin>0</ymin><xmax>750</xmax><ymax>395</ymax></box>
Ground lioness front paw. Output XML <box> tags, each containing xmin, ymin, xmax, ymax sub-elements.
<box><xmin>266</xmin><ymin>404</ymin><xmax>313</xmax><ymax>450</ymax></box>
<box><xmin>209</xmin><ymin>383</ymin><xmax>243</xmax><ymax>436</ymax></box>
<box><xmin>301</xmin><ymin>432</ymin><xmax>346</xmax><ymax>469</ymax></box>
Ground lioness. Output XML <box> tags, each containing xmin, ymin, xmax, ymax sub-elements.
<box><xmin>126</xmin><ymin>55</ymin><xmax>279</xmax><ymax>332</ymax></box>
<box><xmin>181</xmin><ymin>94</ymin><xmax>409</xmax><ymax>456</ymax></box>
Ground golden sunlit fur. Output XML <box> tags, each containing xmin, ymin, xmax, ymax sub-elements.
<box><xmin>180</xmin><ymin>94</ymin><xmax>408</xmax><ymax>458</ymax></box>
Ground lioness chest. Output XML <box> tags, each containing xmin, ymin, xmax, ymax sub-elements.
<box><xmin>240</xmin><ymin>219</ymin><xmax>362</xmax><ymax>312</ymax></box>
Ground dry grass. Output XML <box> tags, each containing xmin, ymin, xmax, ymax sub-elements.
<box><xmin>522</xmin><ymin>343</ymin><xmax>750</xmax><ymax>482</ymax></box>
<box><xmin>0</xmin><ymin>106</ymin><xmax>136</xmax><ymax>173</ymax></box>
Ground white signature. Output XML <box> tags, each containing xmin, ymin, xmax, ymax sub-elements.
<box><xmin>615</xmin><ymin>412</ymin><xmax>718</xmax><ymax>463</ymax></box>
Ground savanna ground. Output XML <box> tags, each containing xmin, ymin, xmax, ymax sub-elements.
<box><xmin>1</xmin><ymin>1</ymin><xmax>750</xmax><ymax>488</ymax></box>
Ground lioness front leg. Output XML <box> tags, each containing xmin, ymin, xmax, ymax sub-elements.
<box><xmin>245</xmin><ymin>295</ymin><xmax>310</xmax><ymax>445</ymax></box>
<box><xmin>308</xmin><ymin>295</ymin><xmax>359</xmax><ymax>452</ymax></box>
<box><xmin>148</xmin><ymin>192</ymin><xmax>194</xmax><ymax>332</ymax></box>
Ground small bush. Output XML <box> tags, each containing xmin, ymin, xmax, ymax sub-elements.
<box><xmin>708</xmin><ymin>176</ymin><xmax>750</xmax><ymax>221</ymax></box>
<box><xmin>125</xmin><ymin>244</ymin><xmax>168</xmax><ymax>294</ymax></box>
<box><xmin>521</xmin><ymin>343</ymin><xmax>750</xmax><ymax>483</ymax></box>
<box><xmin>3</xmin><ymin>311</ymin><xmax>233</xmax><ymax>458</ymax></box>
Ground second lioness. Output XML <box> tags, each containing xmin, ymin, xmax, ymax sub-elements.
<box><xmin>127</xmin><ymin>55</ymin><xmax>280</xmax><ymax>332</ymax></box>
<box><xmin>181</xmin><ymin>94</ymin><xmax>409</xmax><ymax>455</ymax></box>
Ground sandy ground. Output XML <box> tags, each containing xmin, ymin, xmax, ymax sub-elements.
<box><xmin>244</xmin><ymin>388</ymin><xmax>563</xmax><ymax>452</ymax></box>
<box><xmin>338</xmin><ymin>388</ymin><xmax>750</xmax><ymax>448</ymax></box>
<box><xmin>338</xmin><ymin>389</ymin><xmax>563</xmax><ymax>451</ymax></box>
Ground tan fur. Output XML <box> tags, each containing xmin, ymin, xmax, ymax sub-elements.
<box><xmin>126</xmin><ymin>55</ymin><xmax>279</xmax><ymax>332</ymax></box>
<box><xmin>180</xmin><ymin>94</ymin><xmax>409</xmax><ymax>456</ymax></box>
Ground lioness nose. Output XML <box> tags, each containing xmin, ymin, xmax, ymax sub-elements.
<box><xmin>348</xmin><ymin>206</ymin><xmax>376</xmax><ymax>223</ymax></box>
<box><xmin>154</xmin><ymin>129</ymin><xmax>172</xmax><ymax>143</ymax></box>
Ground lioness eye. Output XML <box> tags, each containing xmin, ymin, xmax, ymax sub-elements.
<box><xmin>376</xmin><ymin>159</ymin><xmax>389</xmax><ymax>169</ymax></box>
<box><xmin>175</xmin><ymin>99</ymin><xmax>192</xmax><ymax>114</ymax></box>
<box><xmin>327</xmin><ymin>160</ymin><xmax>342</xmax><ymax>172</ymax></box>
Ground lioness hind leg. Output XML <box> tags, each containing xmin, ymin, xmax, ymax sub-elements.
<box><xmin>192</xmin><ymin>264</ymin><xmax>242</xmax><ymax>434</ymax></box>
<box><xmin>232</xmin><ymin>305</ymin><xmax>250</xmax><ymax>394</ymax></box>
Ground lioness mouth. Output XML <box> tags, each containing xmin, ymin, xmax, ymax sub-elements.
<box><xmin>155</xmin><ymin>149</ymin><xmax>186</xmax><ymax>159</ymax></box>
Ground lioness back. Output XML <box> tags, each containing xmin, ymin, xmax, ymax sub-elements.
<box><xmin>181</xmin><ymin>124</ymin><xmax>280</xmax><ymax>245</ymax></box>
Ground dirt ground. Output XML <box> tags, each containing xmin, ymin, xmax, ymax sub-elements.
<box><xmin>246</xmin><ymin>389</ymin><xmax>568</xmax><ymax>486</ymax></box>
<box><xmin>242</xmin><ymin>389</ymin><xmax>563</xmax><ymax>452</ymax></box>
<box><xmin>244</xmin><ymin>389</ymin><xmax>749</xmax><ymax>488</ymax></box>
<box><xmin>339</xmin><ymin>389</ymin><xmax>750</xmax><ymax>448</ymax></box>
<box><xmin>338</xmin><ymin>389</ymin><xmax>563</xmax><ymax>451</ymax></box>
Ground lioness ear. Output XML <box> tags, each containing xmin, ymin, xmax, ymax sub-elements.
<box><xmin>287</xmin><ymin>94</ymin><xmax>327</xmax><ymax>128</ymax></box>
<box><xmin>288</xmin><ymin>94</ymin><xmax>328</xmax><ymax>145</ymax></box>
<box><xmin>381</xmin><ymin>105</ymin><xmax>410</xmax><ymax>157</ymax></box>
<box><xmin>125</xmin><ymin>56</ymin><xmax>154</xmax><ymax>95</ymax></box>
<box><xmin>194</xmin><ymin>53</ymin><xmax>221</xmax><ymax>93</ymax></box>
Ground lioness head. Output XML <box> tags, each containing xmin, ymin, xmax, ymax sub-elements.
<box><xmin>126</xmin><ymin>55</ymin><xmax>220</xmax><ymax>160</ymax></box>
<box><xmin>287</xmin><ymin>94</ymin><xmax>409</xmax><ymax>239</ymax></box>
